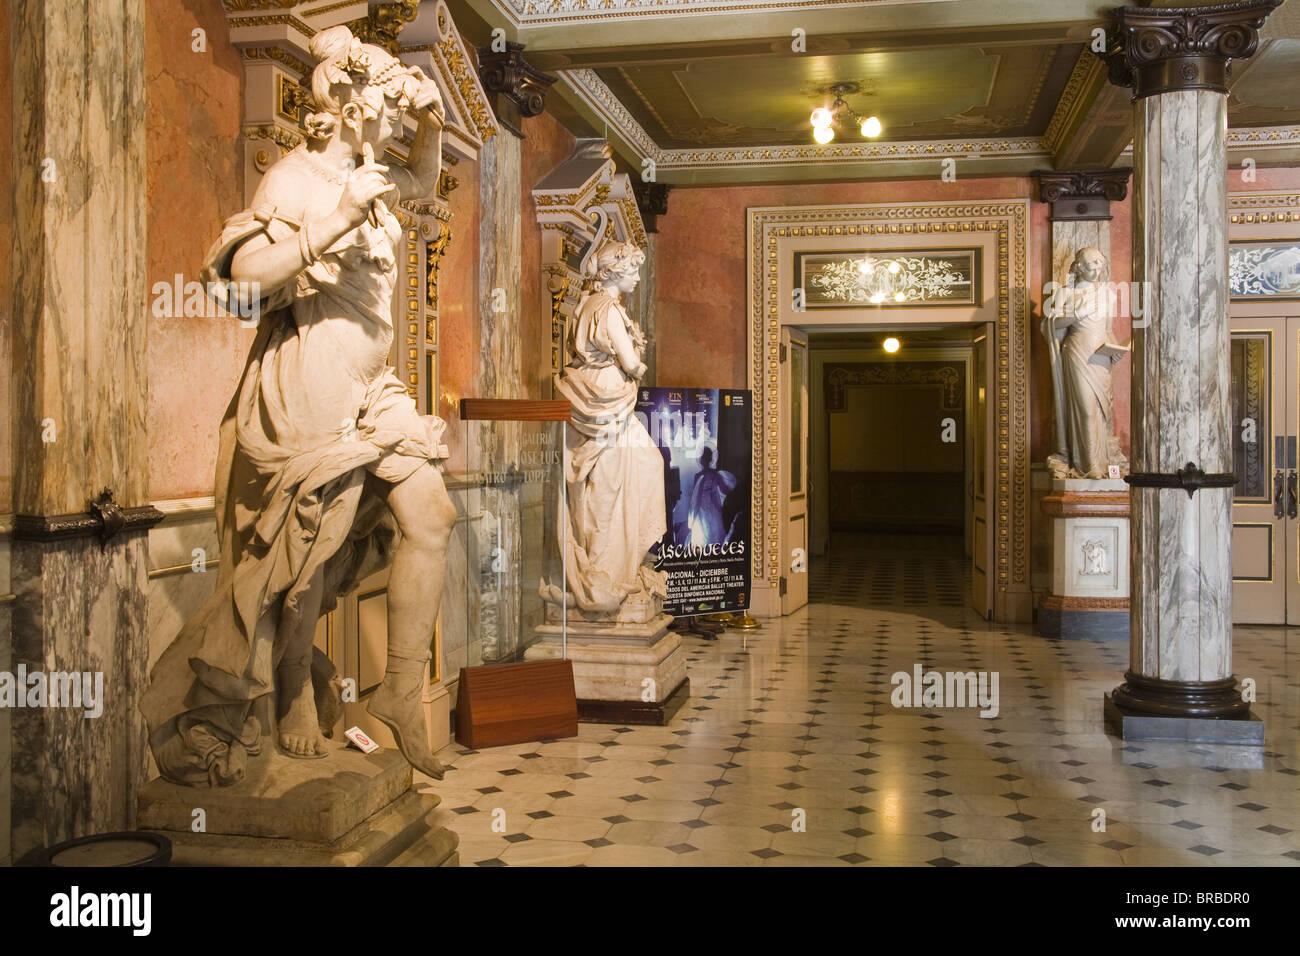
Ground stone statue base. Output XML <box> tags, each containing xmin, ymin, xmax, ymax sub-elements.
<box><xmin>136</xmin><ymin>742</ymin><xmax>458</xmax><ymax>866</ymax></box>
<box><xmin>1038</xmin><ymin>478</ymin><xmax>1130</xmax><ymax>640</ymax></box>
<box><xmin>526</xmin><ymin>613</ymin><xmax>688</xmax><ymax>725</ymax></box>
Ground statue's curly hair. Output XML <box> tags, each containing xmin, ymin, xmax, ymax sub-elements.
<box><xmin>302</xmin><ymin>25</ymin><xmax>426</xmax><ymax>143</ymax></box>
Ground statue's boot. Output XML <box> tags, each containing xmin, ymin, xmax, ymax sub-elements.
<box><xmin>367</xmin><ymin>652</ymin><xmax>446</xmax><ymax>780</ymax></box>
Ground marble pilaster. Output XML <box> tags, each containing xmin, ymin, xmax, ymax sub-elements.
<box><xmin>1104</xmin><ymin>1</ymin><xmax>1277</xmax><ymax>732</ymax></box>
<box><xmin>7</xmin><ymin>0</ymin><xmax>155</xmax><ymax>860</ymax></box>
<box><xmin>1034</xmin><ymin>170</ymin><xmax>1131</xmax><ymax>636</ymax></box>
<box><xmin>475</xmin><ymin>130</ymin><xmax>525</xmax><ymax>662</ymax></box>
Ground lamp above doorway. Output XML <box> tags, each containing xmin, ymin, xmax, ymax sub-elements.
<box><xmin>810</xmin><ymin>82</ymin><xmax>883</xmax><ymax>144</ymax></box>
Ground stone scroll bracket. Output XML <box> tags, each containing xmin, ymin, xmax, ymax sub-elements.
<box><xmin>477</xmin><ymin>41</ymin><xmax>557</xmax><ymax>139</ymax></box>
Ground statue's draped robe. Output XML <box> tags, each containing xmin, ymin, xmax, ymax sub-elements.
<box><xmin>141</xmin><ymin>153</ymin><xmax>446</xmax><ymax>786</ymax></box>
<box><xmin>547</xmin><ymin>290</ymin><xmax>666</xmax><ymax>615</ymax></box>
<box><xmin>1061</xmin><ymin>284</ymin><xmax>1116</xmax><ymax>478</ymax></box>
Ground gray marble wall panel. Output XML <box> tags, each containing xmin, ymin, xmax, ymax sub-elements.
<box><xmin>9</xmin><ymin>534</ymin><xmax>150</xmax><ymax>862</ymax></box>
<box><xmin>1130</xmin><ymin>90</ymin><xmax>1232</xmax><ymax>684</ymax></box>
<box><xmin>7</xmin><ymin>0</ymin><xmax>150</xmax><ymax>862</ymax></box>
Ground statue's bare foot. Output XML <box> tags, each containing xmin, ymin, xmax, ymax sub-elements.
<box><xmin>367</xmin><ymin>676</ymin><xmax>445</xmax><ymax>779</ymax></box>
<box><xmin>277</xmin><ymin>666</ymin><xmax>328</xmax><ymax>759</ymax></box>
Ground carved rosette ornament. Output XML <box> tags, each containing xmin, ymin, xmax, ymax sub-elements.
<box><xmin>1104</xmin><ymin>1</ymin><xmax>1281</xmax><ymax>98</ymax></box>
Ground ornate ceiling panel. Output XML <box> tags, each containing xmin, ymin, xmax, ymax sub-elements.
<box><xmin>596</xmin><ymin>44</ymin><xmax>1081</xmax><ymax>149</ymax></box>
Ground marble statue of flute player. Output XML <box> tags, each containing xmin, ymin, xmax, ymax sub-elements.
<box><xmin>141</xmin><ymin>26</ymin><xmax>456</xmax><ymax>786</ymax></box>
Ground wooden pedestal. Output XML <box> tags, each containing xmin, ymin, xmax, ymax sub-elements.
<box><xmin>455</xmin><ymin>659</ymin><xmax>579</xmax><ymax>750</ymax></box>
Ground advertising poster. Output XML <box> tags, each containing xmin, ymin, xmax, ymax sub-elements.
<box><xmin>635</xmin><ymin>387</ymin><xmax>753</xmax><ymax>616</ymax></box>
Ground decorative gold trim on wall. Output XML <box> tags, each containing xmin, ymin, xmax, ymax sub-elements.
<box><xmin>748</xmin><ymin>201</ymin><xmax>1031</xmax><ymax>618</ymax></box>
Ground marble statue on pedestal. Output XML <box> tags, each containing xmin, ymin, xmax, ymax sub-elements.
<box><xmin>1044</xmin><ymin>247</ymin><xmax>1130</xmax><ymax>479</ymax></box>
<box><xmin>542</xmin><ymin>227</ymin><xmax>668</xmax><ymax>623</ymax></box>
<box><xmin>141</xmin><ymin>26</ymin><xmax>456</xmax><ymax>787</ymax></box>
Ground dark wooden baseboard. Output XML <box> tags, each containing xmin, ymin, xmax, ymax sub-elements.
<box><xmin>577</xmin><ymin>678</ymin><xmax>690</xmax><ymax>726</ymax></box>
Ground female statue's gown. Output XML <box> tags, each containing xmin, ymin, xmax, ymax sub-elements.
<box><xmin>141</xmin><ymin>149</ymin><xmax>446</xmax><ymax>786</ymax></box>
<box><xmin>547</xmin><ymin>288</ymin><xmax>666</xmax><ymax>618</ymax></box>
<box><xmin>1060</xmin><ymin>285</ymin><xmax>1117</xmax><ymax>479</ymax></box>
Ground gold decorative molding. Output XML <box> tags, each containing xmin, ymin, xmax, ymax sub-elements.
<box><xmin>243</xmin><ymin>123</ymin><xmax>303</xmax><ymax>154</ymax></box>
<box><xmin>1042</xmin><ymin>48</ymin><xmax>1101</xmax><ymax>156</ymax></box>
<box><xmin>748</xmin><ymin>202</ymin><xmax>1031</xmax><ymax>617</ymax></box>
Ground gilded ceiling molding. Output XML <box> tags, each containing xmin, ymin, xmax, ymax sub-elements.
<box><xmin>561</xmin><ymin>69</ymin><xmax>663</xmax><ymax>164</ymax></box>
<box><xmin>1042</xmin><ymin>49</ymin><xmax>1102</xmax><ymax>155</ymax></box>
<box><xmin>493</xmin><ymin>0</ymin><xmax>895</xmax><ymax>24</ymax></box>
<box><xmin>1117</xmin><ymin>124</ymin><xmax>1300</xmax><ymax>159</ymax></box>
<box><xmin>657</xmin><ymin>137</ymin><xmax>1050</xmax><ymax>169</ymax></box>
<box><xmin>748</xmin><ymin>202</ymin><xmax>1031</xmax><ymax>621</ymax></box>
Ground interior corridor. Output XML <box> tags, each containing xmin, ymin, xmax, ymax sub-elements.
<box><xmin>424</xmin><ymin>582</ymin><xmax>1300</xmax><ymax>866</ymax></box>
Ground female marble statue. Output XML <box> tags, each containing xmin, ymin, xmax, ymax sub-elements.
<box><xmin>1044</xmin><ymin>247</ymin><xmax>1130</xmax><ymax>479</ymax></box>
<box><xmin>141</xmin><ymin>26</ymin><xmax>456</xmax><ymax>786</ymax></box>
<box><xmin>545</xmin><ymin>236</ymin><xmax>668</xmax><ymax>621</ymax></box>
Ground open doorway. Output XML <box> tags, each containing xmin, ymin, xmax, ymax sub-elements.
<box><xmin>796</xmin><ymin>326</ymin><xmax>992</xmax><ymax>616</ymax></box>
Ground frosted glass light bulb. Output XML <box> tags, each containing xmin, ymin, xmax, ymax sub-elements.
<box><xmin>883</xmin><ymin>337</ymin><xmax>901</xmax><ymax>353</ymax></box>
<box><xmin>862</xmin><ymin>116</ymin><xmax>883</xmax><ymax>138</ymax></box>
<box><xmin>810</xmin><ymin>108</ymin><xmax>833</xmax><ymax>129</ymax></box>
<box><xmin>813</xmin><ymin>124</ymin><xmax>834</xmax><ymax>144</ymax></box>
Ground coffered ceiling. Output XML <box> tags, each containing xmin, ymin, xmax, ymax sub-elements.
<box><xmin>444</xmin><ymin>0</ymin><xmax>1300</xmax><ymax>184</ymax></box>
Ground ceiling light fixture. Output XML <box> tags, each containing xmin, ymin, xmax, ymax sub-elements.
<box><xmin>810</xmin><ymin>82</ymin><xmax>883</xmax><ymax>144</ymax></box>
<box><xmin>883</xmin><ymin>336</ymin><xmax>901</xmax><ymax>353</ymax></box>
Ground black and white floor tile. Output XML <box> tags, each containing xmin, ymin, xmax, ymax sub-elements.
<box><xmin>417</xmin><ymin>537</ymin><xmax>1300</xmax><ymax>866</ymax></box>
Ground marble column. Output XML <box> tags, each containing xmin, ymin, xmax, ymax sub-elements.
<box><xmin>1103</xmin><ymin>1</ymin><xmax>1277</xmax><ymax>736</ymax></box>
<box><xmin>7</xmin><ymin>0</ymin><xmax>159</xmax><ymax>861</ymax></box>
<box><xmin>475</xmin><ymin>129</ymin><xmax>524</xmax><ymax>661</ymax></box>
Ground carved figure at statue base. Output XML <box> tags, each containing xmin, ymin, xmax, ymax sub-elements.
<box><xmin>141</xmin><ymin>26</ymin><xmax>455</xmax><ymax>787</ymax></box>
<box><xmin>1043</xmin><ymin>247</ymin><xmax>1131</xmax><ymax>480</ymax></box>
<box><xmin>541</xmin><ymin>222</ymin><xmax>668</xmax><ymax>625</ymax></box>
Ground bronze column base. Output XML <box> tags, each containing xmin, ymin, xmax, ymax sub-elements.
<box><xmin>1109</xmin><ymin>671</ymin><xmax>1250</xmax><ymax>720</ymax></box>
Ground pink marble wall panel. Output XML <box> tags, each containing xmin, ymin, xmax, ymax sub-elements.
<box><xmin>437</xmin><ymin>142</ymin><xmax>480</xmax><ymax>474</ymax></box>
<box><xmin>145</xmin><ymin>0</ymin><xmax>246</xmax><ymax>501</ymax></box>
<box><xmin>519</xmin><ymin>112</ymin><xmax>575</xmax><ymax>400</ymax></box>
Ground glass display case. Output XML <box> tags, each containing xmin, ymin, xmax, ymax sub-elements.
<box><xmin>440</xmin><ymin>399</ymin><xmax>569</xmax><ymax>686</ymax></box>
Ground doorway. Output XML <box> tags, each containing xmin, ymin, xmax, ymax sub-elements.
<box><xmin>1230</xmin><ymin>314</ymin><xmax>1300</xmax><ymax>624</ymax></box>
<box><xmin>784</xmin><ymin>326</ymin><xmax>993</xmax><ymax>617</ymax></box>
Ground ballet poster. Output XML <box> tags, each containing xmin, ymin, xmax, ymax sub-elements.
<box><xmin>635</xmin><ymin>387</ymin><xmax>753</xmax><ymax>615</ymax></box>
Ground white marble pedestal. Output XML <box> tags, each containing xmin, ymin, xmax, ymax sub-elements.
<box><xmin>1038</xmin><ymin>478</ymin><xmax>1130</xmax><ymax>640</ymax></box>
<box><xmin>526</xmin><ymin>614</ymin><xmax>689</xmax><ymax>725</ymax></box>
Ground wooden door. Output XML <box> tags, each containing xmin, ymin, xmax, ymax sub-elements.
<box><xmin>781</xmin><ymin>326</ymin><xmax>810</xmax><ymax>614</ymax></box>
<box><xmin>1230</xmin><ymin>317</ymin><xmax>1286</xmax><ymax>624</ymax></box>
<box><xmin>971</xmin><ymin>329</ymin><xmax>993</xmax><ymax>619</ymax></box>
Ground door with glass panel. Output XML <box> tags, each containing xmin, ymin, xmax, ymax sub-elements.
<box><xmin>1229</xmin><ymin>317</ymin><xmax>1296</xmax><ymax>624</ymax></box>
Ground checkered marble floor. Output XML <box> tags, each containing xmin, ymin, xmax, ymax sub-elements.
<box><xmin>419</xmin><ymin>541</ymin><xmax>1300</xmax><ymax>867</ymax></box>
